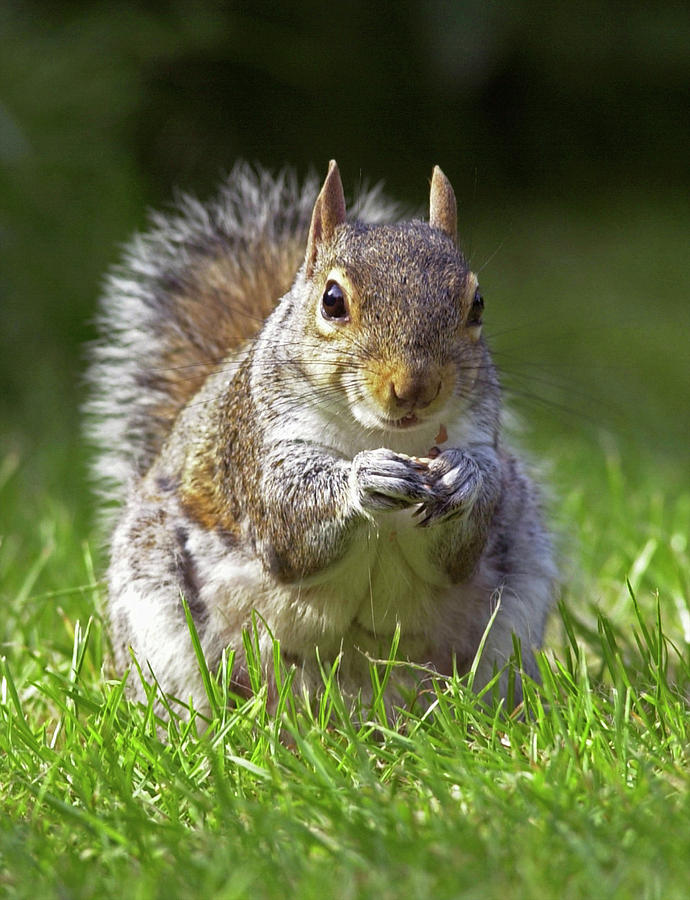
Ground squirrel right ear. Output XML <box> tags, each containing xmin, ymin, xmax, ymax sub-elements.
<box><xmin>429</xmin><ymin>165</ymin><xmax>457</xmax><ymax>244</ymax></box>
<box><xmin>305</xmin><ymin>160</ymin><xmax>347</xmax><ymax>278</ymax></box>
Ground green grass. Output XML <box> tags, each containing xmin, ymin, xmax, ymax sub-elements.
<box><xmin>1</xmin><ymin>435</ymin><xmax>689</xmax><ymax>900</ymax></box>
<box><xmin>2</xmin><ymin>192</ymin><xmax>688</xmax><ymax>898</ymax></box>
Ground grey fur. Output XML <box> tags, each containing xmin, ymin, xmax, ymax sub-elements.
<box><xmin>87</xmin><ymin>163</ymin><xmax>557</xmax><ymax>715</ymax></box>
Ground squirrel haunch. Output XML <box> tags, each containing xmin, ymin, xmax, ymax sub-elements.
<box><xmin>87</xmin><ymin>161</ymin><xmax>557</xmax><ymax>715</ymax></box>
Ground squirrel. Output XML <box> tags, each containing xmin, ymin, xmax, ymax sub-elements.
<box><xmin>87</xmin><ymin>160</ymin><xmax>557</xmax><ymax>715</ymax></box>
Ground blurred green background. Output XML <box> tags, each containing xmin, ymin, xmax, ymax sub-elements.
<box><xmin>1</xmin><ymin>0</ymin><xmax>688</xmax><ymax>534</ymax></box>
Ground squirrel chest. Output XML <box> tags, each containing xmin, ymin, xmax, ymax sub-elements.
<box><xmin>139</xmin><ymin>356</ymin><xmax>479</xmax><ymax>661</ymax></box>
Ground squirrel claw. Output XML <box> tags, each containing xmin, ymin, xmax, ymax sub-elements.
<box><xmin>414</xmin><ymin>496</ymin><xmax>467</xmax><ymax>528</ymax></box>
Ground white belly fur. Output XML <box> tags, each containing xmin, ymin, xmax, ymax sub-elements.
<box><xmin>191</xmin><ymin>505</ymin><xmax>453</xmax><ymax>666</ymax></box>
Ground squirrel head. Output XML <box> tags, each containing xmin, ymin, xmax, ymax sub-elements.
<box><xmin>295</xmin><ymin>161</ymin><xmax>487</xmax><ymax>434</ymax></box>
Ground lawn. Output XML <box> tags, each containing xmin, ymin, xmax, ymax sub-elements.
<box><xmin>1</xmin><ymin>196</ymin><xmax>688</xmax><ymax>899</ymax></box>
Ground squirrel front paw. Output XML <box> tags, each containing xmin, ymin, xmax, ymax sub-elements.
<box><xmin>414</xmin><ymin>448</ymin><xmax>482</xmax><ymax>527</ymax></box>
<box><xmin>350</xmin><ymin>448</ymin><xmax>433</xmax><ymax>513</ymax></box>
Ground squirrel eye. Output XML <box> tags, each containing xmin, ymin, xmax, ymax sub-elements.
<box><xmin>467</xmin><ymin>286</ymin><xmax>484</xmax><ymax>326</ymax></box>
<box><xmin>321</xmin><ymin>281</ymin><xmax>348</xmax><ymax>321</ymax></box>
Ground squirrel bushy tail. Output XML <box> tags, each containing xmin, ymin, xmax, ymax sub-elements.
<box><xmin>86</xmin><ymin>163</ymin><xmax>397</xmax><ymax>514</ymax></box>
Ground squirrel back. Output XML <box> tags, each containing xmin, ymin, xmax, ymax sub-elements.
<box><xmin>86</xmin><ymin>163</ymin><xmax>397</xmax><ymax>511</ymax></box>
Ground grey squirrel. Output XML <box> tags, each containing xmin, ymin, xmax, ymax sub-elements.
<box><xmin>87</xmin><ymin>160</ymin><xmax>556</xmax><ymax>714</ymax></box>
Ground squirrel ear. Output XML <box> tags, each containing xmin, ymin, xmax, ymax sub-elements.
<box><xmin>305</xmin><ymin>160</ymin><xmax>347</xmax><ymax>278</ymax></box>
<box><xmin>429</xmin><ymin>165</ymin><xmax>457</xmax><ymax>244</ymax></box>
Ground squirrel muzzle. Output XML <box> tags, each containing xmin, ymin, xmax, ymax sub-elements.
<box><xmin>389</xmin><ymin>368</ymin><xmax>442</xmax><ymax>411</ymax></box>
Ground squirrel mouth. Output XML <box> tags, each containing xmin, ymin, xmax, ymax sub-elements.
<box><xmin>388</xmin><ymin>412</ymin><xmax>419</xmax><ymax>429</ymax></box>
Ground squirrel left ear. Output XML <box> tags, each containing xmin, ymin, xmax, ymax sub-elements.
<box><xmin>305</xmin><ymin>160</ymin><xmax>347</xmax><ymax>278</ymax></box>
<box><xmin>429</xmin><ymin>165</ymin><xmax>457</xmax><ymax>244</ymax></box>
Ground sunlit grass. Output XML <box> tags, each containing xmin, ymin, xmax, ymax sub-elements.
<box><xmin>1</xmin><ymin>435</ymin><xmax>688</xmax><ymax>899</ymax></box>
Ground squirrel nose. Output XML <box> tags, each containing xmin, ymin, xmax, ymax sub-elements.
<box><xmin>391</xmin><ymin>370</ymin><xmax>441</xmax><ymax>410</ymax></box>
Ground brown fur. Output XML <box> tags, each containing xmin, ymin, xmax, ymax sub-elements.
<box><xmin>145</xmin><ymin>236</ymin><xmax>305</xmax><ymax>470</ymax></box>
